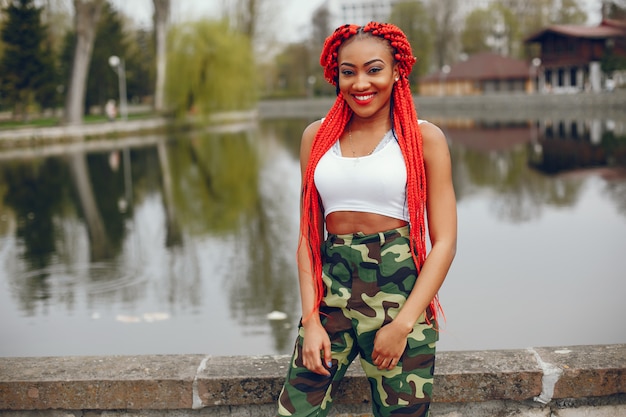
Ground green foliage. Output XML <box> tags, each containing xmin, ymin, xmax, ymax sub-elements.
<box><xmin>601</xmin><ymin>47</ymin><xmax>626</xmax><ymax>73</ymax></box>
<box><xmin>0</xmin><ymin>19</ymin><xmax>4</xmax><ymax>69</ymax></box>
<box><xmin>389</xmin><ymin>0</ymin><xmax>432</xmax><ymax>89</ymax></box>
<box><xmin>461</xmin><ymin>8</ymin><xmax>492</xmax><ymax>55</ymax></box>
<box><xmin>497</xmin><ymin>4</ymin><xmax>520</xmax><ymax>56</ymax></box>
<box><xmin>461</xmin><ymin>3</ymin><xmax>520</xmax><ymax>56</ymax></box>
<box><xmin>125</xmin><ymin>28</ymin><xmax>155</xmax><ymax>104</ymax></box>
<box><xmin>58</xmin><ymin>3</ymin><xmax>155</xmax><ymax>115</ymax></box>
<box><xmin>555</xmin><ymin>0</ymin><xmax>587</xmax><ymax>25</ymax></box>
<box><xmin>0</xmin><ymin>0</ymin><xmax>59</xmax><ymax>118</ymax></box>
<box><xmin>605</xmin><ymin>1</ymin><xmax>626</xmax><ymax>19</ymax></box>
<box><xmin>35</xmin><ymin>41</ymin><xmax>61</xmax><ymax>109</ymax></box>
<box><xmin>166</xmin><ymin>20</ymin><xmax>256</xmax><ymax>118</ymax></box>
<box><xmin>461</xmin><ymin>0</ymin><xmax>585</xmax><ymax>59</ymax></box>
<box><xmin>85</xmin><ymin>2</ymin><xmax>127</xmax><ymax>113</ymax></box>
<box><xmin>272</xmin><ymin>41</ymin><xmax>313</xmax><ymax>97</ymax></box>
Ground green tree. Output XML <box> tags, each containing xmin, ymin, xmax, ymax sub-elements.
<box><xmin>429</xmin><ymin>0</ymin><xmax>460</xmax><ymax>71</ymax></box>
<box><xmin>601</xmin><ymin>41</ymin><xmax>626</xmax><ymax>73</ymax></box>
<box><xmin>461</xmin><ymin>8</ymin><xmax>492</xmax><ymax>55</ymax></box>
<box><xmin>220</xmin><ymin>0</ymin><xmax>279</xmax><ymax>53</ymax></box>
<box><xmin>63</xmin><ymin>0</ymin><xmax>105</xmax><ymax>125</ymax></box>
<box><xmin>166</xmin><ymin>20</ymin><xmax>256</xmax><ymax>118</ymax></box>
<box><xmin>601</xmin><ymin>1</ymin><xmax>626</xmax><ymax>74</ymax></box>
<box><xmin>85</xmin><ymin>2</ymin><xmax>127</xmax><ymax>114</ymax></box>
<box><xmin>36</xmin><ymin>35</ymin><xmax>61</xmax><ymax>110</ymax></box>
<box><xmin>498</xmin><ymin>0</ymin><xmax>586</xmax><ymax>36</ymax></box>
<box><xmin>0</xmin><ymin>0</ymin><xmax>58</xmax><ymax>119</ymax></box>
<box><xmin>0</xmin><ymin>8</ymin><xmax>4</xmax><ymax>68</ymax></box>
<box><xmin>461</xmin><ymin>3</ymin><xmax>519</xmax><ymax>56</ymax></box>
<box><xmin>308</xmin><ymin>3</ymin><xmax>334</xmax><ymax>96</ymax></box>
<box><xmin>389</xmin><ymin>0</ymin><xmax>433</xmax><ymax>89</ymax></box>
<box><xmin>125</xmin><ymin>28</ymin><xmax>155</xmax><ymax>104</ymax></box>
<box><xmin>59</xmin><ymin>3</ymin><xmax>153</xmax><ymax>115</ymax></box>
<box><xmin>152</xmin><ymin>0</ymin><xmax>169</xmax><ymax>112</ymax></box>
<box><xmin>272</xmin><ymin>41</ymin><xmax>312</xmax><ymax>97</ymax></box>
<box><xmin>40</xmin><ymin>0</ymin><xmax>73</xmax><ymax>55</ymax></box>
<box><xmin>555</xmin><ymin>0</ymin><xmax>587</xmax><ymax>24</ymax></box>
<box><xmin>603</xmin><ymin>0</ymin><xmax>626</xmax><ymax>19</ymax></box>
<box><xmin>471</xmin><ymin>0</ymin><xmax>587</xmax><ymax>58</ymax></box>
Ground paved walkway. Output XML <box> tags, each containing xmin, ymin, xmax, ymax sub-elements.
<box><xmin>0</xmin><ymin>117</ymin><xmax>168</xmax><ymax>146</ymax></box>
<box><xmin>0</xmin><ymin>109</ymin><xmax>259</xmax><ymax>147</ymax></box>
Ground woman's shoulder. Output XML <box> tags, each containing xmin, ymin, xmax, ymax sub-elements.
<box><xmin>303</xmin><ymin>119</ymin><xmax>323</xmax><ymax>137</ymax></box>
<box><xmin>418</xmin><ymin>119</ymin><xmax>445</xmax><ymax>143</ymax></box>
<box><xmin>300</xmin><ymin>119</ymin><xmax>324</xmax><ymax>162</ymax></box>
<box><xmin>418</xmin><ymin>120</ymin><xmax>449</xmax><ymax>160</ymax></box>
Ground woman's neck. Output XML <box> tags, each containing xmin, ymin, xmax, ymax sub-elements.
<box><xmin>349</xmin><ymin>113</ymin><xmax>392</xmax><ymax>135</ymax></box>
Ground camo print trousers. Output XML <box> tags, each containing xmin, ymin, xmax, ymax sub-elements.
<box><xmin>277</xmin><ymin>226</ymin><xmax>438</xmax><ymax>417</ymax></box>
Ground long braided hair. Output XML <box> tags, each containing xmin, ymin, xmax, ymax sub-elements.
<box><xmin>300</xmin><ymin>22</ymin><xmax>442</xmax><ymax>323</ymax></box>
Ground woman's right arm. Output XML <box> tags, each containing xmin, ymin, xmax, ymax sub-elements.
<box><xmin>297</xmin><ymin>120</ymin><xmax>332</xmax><ymax>376</ymax></box>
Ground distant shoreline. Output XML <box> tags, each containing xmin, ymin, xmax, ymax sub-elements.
<box><xmin>258</xmin><ymin>90</ymin><xmax>626</xmax><ymax>121</ymax></box>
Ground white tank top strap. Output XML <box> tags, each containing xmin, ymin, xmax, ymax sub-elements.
<box><xmin>326</xmin><ymin>119</ymin><xmax>427</xmax><ymax>156</ymax></box>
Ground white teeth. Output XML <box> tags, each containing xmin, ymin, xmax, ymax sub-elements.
<box><xmin>354</xmin><ymin>94</ymin><xmax>374</xmax><ymax>101</ymax></box>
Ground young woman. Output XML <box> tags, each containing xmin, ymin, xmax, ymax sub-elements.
<box><xmin>277</xmin><ymin>22</ymin><xmax>457</xmax><ymax>417</ymax></box>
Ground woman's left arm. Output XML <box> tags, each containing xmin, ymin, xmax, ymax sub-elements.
<box><xmin>372</xmin><ymin>122</ymin><xmax>457</xmax><ymax>370</ymax></box>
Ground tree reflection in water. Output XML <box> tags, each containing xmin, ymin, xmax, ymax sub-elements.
<box><xmin>0</xmin><ymin>115</ymin><xmax>624</xmax><ymax>357</ymax></box>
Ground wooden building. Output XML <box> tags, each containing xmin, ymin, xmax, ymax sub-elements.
<box><xmin>419</xmin><ymin>52</ymin><xmax>531</xmax><ymax>96</ymax></box>
<box><xmin>524</xmin><ymin>19</ymin><xmax>626</xmax><ymax>93</ymax></box>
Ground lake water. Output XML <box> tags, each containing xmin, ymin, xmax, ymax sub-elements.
<box><xmin>1</xmin><ymin>115</ymin><xmax>625</xmax><ymax>357</ymax></box>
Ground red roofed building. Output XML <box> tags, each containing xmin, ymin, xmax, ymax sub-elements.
<box><xmin>419</xmin><ymin>52</ymin><xmax>531</xmax><ymax>96</ymax></box>
<box><xmin>524</xmin><ymin>19</ymin><xmax>626</xmax><ymax>93</ymax></box>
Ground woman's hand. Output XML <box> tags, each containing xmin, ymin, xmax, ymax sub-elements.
<box><xmin>372</xmin><ymin>321</ymin><xmax>411</xmax><ymax>370</ymax></box>
<box><xmin>302</xmin><ymin>321</ymin><xmax>332</xmax><ymax>376</ymax></box>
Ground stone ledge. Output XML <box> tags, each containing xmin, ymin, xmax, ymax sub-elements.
<box><xmin>0</xmin><ymin>344</ymin><xmax>623</xmax><ymax>412</ymax></box>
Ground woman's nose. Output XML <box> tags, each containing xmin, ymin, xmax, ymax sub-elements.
<box><xmin>353</xmin><ymin>73</ymin><xmax>370</xmax><ymax>91</ymax></box>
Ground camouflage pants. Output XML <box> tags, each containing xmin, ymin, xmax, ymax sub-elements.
<box><xmin>277</xmin><ymin>226</ymin><xmax>437</xmax><ymax>417</ymax></box>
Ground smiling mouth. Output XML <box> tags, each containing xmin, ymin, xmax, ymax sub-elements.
<box><xmin>354</xmin><ymin>93</ymin><xmax>375</xmax><ymax>102</ymax></box>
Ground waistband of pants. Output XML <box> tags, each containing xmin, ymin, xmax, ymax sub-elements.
<box><xmin>327</xmin><ymin>225</ymin><xmax>410</xmax><ymax>246</ymax></box>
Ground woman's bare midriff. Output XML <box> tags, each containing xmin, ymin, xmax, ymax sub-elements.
<box><xmin>325</xmin><ymin>211</ymin><xmax>408</xmax><ymax>235</ymax></box>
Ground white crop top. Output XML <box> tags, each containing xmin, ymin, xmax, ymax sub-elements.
<box><xmin>313</xmin><ymin>120</ymin><xmax>426</xmax><ymax>221</ymax></box>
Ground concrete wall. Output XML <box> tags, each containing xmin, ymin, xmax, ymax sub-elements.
<box><xmin>0</xmin><ymin>344</ymin><xmax>624</xmax><ymax>417</ymax></box>
<box><xmin>257</xmin><ymin>90</ymin><xmax>626</xmax><ymax>122</ymax></box>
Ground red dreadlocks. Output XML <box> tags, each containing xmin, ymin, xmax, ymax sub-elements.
<box><xmin>299</xmin><ymin>22</ymin><xmax>442</xmax><ymax>323</ymax></box>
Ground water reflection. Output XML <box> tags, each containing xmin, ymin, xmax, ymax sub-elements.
<box><xmin>529</xmin><ymin>118</ymin><xmax>626</xmax><ymax>174</ymax></box>
<box><xmin>0</xmin><ymin>115</ymin><xmax>625</xmax><ymax>357</ymax></box>
<box><xmin>442</xmin><ymin>118</ymin><xmax>626</xmax><ymax>222</ymax></box>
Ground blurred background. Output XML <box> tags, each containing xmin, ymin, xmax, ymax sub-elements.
<box><xmin>0</xmin><ymin>0</ymin><xmax>625</xmax><ymax>358</ymax></box>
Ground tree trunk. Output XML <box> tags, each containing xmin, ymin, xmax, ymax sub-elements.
<box><xmin>68</xmin><ymin>151</ymin><xmax>113</xmax><ymax>260</ymax></box>
<box><xmin>242</xmin><ymin>0</ymin><xmax>257</xmax><ymax>39</ymax></box>
<box><xmin>152</xmin><ymin>0</ymin><xmax>170</xmax><ymax>113</ymax></box>
<box><xmin>430</xmin><ymin>0</ymin><xmax>459</xmax><ymax>70</ymax></box>
<box><xmin>63</xmin><ymin>0</ymin><xmax>104</xmax><ymax>125</ymax></box>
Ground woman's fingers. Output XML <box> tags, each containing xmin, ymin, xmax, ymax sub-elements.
<box><xmin>303</xmin><ymin>349</ymin><xmax>331</xmax><ymax>376</ymax></box>
<box><xmin>373</xmin><ymin>353</ymin><xmax>399</xmax><ymax>370</ymax></box>
<box><xmin>302</xmin><ymin>324</ymin><xmax>332</xmax><ymax>376</ymax></box>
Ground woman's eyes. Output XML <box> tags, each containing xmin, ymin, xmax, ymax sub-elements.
<box><xmin>341</xmin><ymin>67</ymin><xmax>383</xmax><ymax>76</ymax></box>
